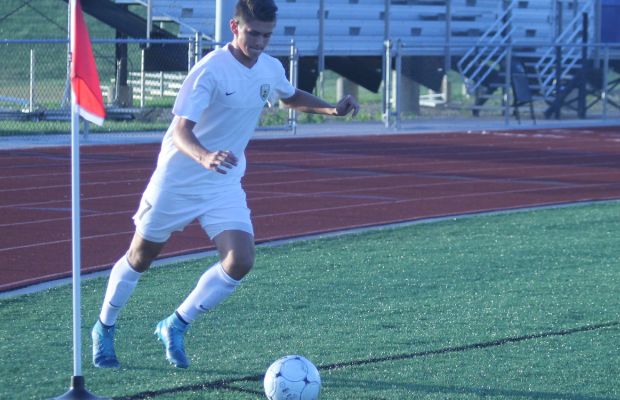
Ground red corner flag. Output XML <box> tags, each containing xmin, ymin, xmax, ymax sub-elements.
<box><xmin>70</xmin><ymin>0</ymin><xmax>105</xmax><ymax>126</ymax></box>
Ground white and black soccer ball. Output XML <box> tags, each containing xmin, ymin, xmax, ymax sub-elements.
<box><xmin>263</xmin><ymin>355</ymin><xmax>321</xmax><ymax>400</ymax></box>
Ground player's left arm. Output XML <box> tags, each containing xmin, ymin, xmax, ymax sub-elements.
<box><xmin>280</xmin><ymin>89</ymin><xmax>359</xmax><ymax>117</ymax></box>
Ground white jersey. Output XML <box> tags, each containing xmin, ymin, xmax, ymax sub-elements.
<box><xmin>149</xmin><ymin>44</ymin><xmax>296</xmax><ymax>194</ymax></box>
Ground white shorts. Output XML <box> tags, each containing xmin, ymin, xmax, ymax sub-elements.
<box><xmin>132</xmin><ymin>183</ymin><xmax>254</xmax><ymax>243</ymax></box>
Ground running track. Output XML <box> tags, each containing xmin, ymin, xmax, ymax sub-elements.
<box><xmin>2</xmin><ymin>126</ymin><xmax>620</xmax><ymax>291</ymax></box>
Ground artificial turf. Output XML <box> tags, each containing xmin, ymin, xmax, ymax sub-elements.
<box><xmin>1</xmin><ymin>201</ymin><xmax>618</xmax><ymax>399</ymax></box>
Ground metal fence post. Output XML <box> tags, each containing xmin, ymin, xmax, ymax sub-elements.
<box><xmin>195</xmin><ymin>32</ymin><xmax>202</xmax><ymax>64</ymax></box>
<box><xmin>159</xmin><ymin>71</ymin><xmax>164</xmax><ymax>97</ymax></box>
<box><xmin>395</xmin><ymin>39</ymin><xmax>402</xmax><ymax>129</ymax></box>
<box><xmin>318</xmin><ymin>0</ymin><xmax>325</xmax><ymax>98</ymax></box>
<box><xmin>29</xmin><ymin>49</ymin><xmax>35</xmax><ymax>113</ymax></box>
<box><xmin>140</xmin><ymin>46</ymin><xmax>146</xmax><ymax>108</ymax></box>
<box><xmin>504</xmin><ymin>44</ymin><xmax>512</xmax><ymax>126</ymax></box>
<box><xmin>288</xmin><ymin>39</ymin><xmax>298</xmax><ymax>134</ymax></box>
<box><xmin>383</xmin><ymin>39</ymin><xmax>392</xmax><ymax>128</ymax></box>
<box><xmin>603</xmin><ymin>45</ymin><xmax>609</xmax><ymax>119</ymax></box>
<box><xmin>188</xmin><ymin>37</ymin><xmax>195</xmax><ymax>72</ymax></box>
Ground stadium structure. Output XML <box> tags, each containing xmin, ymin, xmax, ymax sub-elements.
<box><xmin>0</xmin><ymin>0</ymin><xmax>607</xmax><ymax>124</ymax></box>
<box><xmin>73</xmin><ymin>0</ymin><xmax>620</xmax><ymax>121</ymax></box>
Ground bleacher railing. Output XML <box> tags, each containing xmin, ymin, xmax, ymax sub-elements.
<box><xmin>457</xmin><ymin>1</ymin><xmax>515</xmax><ymax>95</ymax></box>
<box><xmin>534</xmin><ymin>0</ymin><xmax>595</xmax><ymax>101</ymax></box>
<box><xmin>385</xmin><ymin>41</ymin><xmax>620</xmax><ymax>129</ymax></box>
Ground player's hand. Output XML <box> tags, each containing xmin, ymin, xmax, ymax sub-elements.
<box><xmin>335</xmin><ymin>94</ymin><xmax>360</xmax><ymax>117</ymax></box>
<box><xmin>201</xmin><ymin>150</ymin><xmax>238</xmax><ymax>174</ymax></box>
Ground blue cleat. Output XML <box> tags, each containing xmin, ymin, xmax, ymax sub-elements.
<box><xmin>154</xmin><ymin>313</ymin><xmax>189</xmax><ymax>368</ymax></box>
<box><xmin>91</xmin><ymin>320</ymin><xmax>120</xmax><ymax>368</ymax></box>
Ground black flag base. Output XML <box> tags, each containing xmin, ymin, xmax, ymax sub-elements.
<box><xmin>51</xmin><ymin>376</ymin><xmax>110</xmax><ymax>400</ymax></box>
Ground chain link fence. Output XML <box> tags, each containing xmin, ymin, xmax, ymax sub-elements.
<box><xmin>384</xmin><ymin>41</ymin><xmax>620</xmax><ymax>128</ymax></box>
<box><xmin>1</xmin><ymin>38</ymin><xmax>619</xmax><ymax>136</ymax></box>
<box><xmin>0</xmin><ymin>38</ymin><xmax>192</xmax><ymax>135</ymax></box>
<box><xmin>0</xmin><ymin>37</ymin><xmax>305</xmax><ymax>136</ymax></box>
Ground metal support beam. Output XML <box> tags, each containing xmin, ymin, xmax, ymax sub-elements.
<box><xmin>444</xmin><ymin>0</ymin><xmax>451</xmax><ymax>104</ymax></box>
<box><xmin>318</xmin><ymin>0</ymin><xmax>325</xmax><ymax>97</ymax></box>
<box><xmin>216</xmin><ymin>0</ymin><xmax>236</xmax><ymax>48</ymax></box>
<box><xmin>383</xmin><ymin>39</ymin><xmax>392</xmax><ymax>128</ymax></box>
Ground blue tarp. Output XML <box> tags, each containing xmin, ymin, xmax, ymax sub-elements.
<box><xmin>602</xmin><ymin>0</ymin><xmax>620</xmax><ymax>42</ymax></box>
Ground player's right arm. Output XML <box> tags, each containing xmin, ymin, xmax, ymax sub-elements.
<box><xmin>172</xmin><ymin>117</ymin><xmax>238</xmax><ymax>174</ymax></box>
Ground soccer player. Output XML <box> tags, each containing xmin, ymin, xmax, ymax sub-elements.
<box><xmin>92</xmin><ymin>0</ymin><xmax>359</xmax><ymax>369</ymax></box>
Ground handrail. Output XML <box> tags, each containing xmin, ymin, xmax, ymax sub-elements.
<box><xmin>457</xmin><ymin>1</ymin><xmax>516</xmax><ymax>94</ymax></box>
<box><xmin>534</xmin><ymin>0</ymin><xmax>594</xmax><ymax>100</ymax></box>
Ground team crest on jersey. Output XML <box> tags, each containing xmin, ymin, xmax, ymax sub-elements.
<box><xmin>260</xmin><ymin>84</ymin><xmax>270</xmax><ymax>102</ymax></box>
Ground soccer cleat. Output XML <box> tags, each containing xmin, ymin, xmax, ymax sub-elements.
<box><xmin>154</xmin><ymin>313</ymin><xmax>190</xmax><ymax>368</ymax></box>
<box><xmin>91</xmin><ymin>320</ymin><xmax>120</xmax><ymax>368</ymax></box>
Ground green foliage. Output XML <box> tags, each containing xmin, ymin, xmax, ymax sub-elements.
<box><xmin>0</xmin><ymin>0</ymin><xmax>115</xmax><ymax>39</ymax></box>
<box><xmin>1</xmin><ymin>202</ymin><xmax>619</xmax><ymax>399</ymax></box>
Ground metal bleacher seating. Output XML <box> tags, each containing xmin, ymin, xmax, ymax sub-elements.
<box><xmin>112</xmin><ymin>0</ymin><xmax>616</xmax><ymax>116</ymax></box>
<box><xmin>121</xmin><ymin>1</ymin><xmax>596</xmax><ymax>64</ymax></box>
<box><xmin>124</xmin><ymin>0</ymin><xmax>504</xmax><ymax>57</ymax></box>
<box><xmin>111</xmin><ymin>0</ymin><xmax>603</xmax><ymax>64</ymax></box>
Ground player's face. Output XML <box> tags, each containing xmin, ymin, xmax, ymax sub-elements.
<box><xmin>230</xmin><ymin>18</ymin><xmax>275</xmax><ymax>66</ymax></box>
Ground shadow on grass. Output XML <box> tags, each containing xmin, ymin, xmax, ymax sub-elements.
<box><xmin>117</xmin><ymin>321</ymin><xmax>619</xmax><ymax>400</ymax></box>
<box><xmin>323</xmin><ymin>377</ymin><xmax>618</xmax><ymax>400</ymax></box>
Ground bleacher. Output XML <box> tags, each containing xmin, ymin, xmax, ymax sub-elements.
<box><xmin>122</xmin><ymin>0</ymin><xmax>505</xmax><ymax>57</ymax></box>
<box><xmin>107</xmin><ymin>0</ymin><xmax>615</xmax><ymax>115</ymax></box>
<box><xmin>118</xmin><ymin>1</ymin><xmax>602</xmax><ymax>59</ymax></box>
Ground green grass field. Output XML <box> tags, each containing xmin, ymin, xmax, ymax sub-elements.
<box><xmin>1</xmin><ymin>202</ymin><xmax>619</xmax><ymax>400</ymax></box>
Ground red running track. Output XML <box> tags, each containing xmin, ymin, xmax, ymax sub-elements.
<box><xmin>2</xmin><ymin>126</ymin><xmax>620</xmax><ymax>291</ymax></box>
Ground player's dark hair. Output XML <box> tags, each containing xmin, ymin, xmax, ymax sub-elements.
<box><xmin>235</xmin><ymin>0</ymin><xmax>278</xmax><ymax>23</ymax></box>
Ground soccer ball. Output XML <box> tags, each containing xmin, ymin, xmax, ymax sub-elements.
<box><xmin>263</xmin><ymin>355</ymin><xmax>321</xmax><ymax>400</ymax></box>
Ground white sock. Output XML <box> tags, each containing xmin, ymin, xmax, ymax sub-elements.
<box><xmin>99</xmin><ymin>255</ymin><xmax>142</xmax><ymax>326</ymax></box>
<box><xmin>176</xmin><ymin>262</ymin><xmax>241</xmax><ymax>324</ymax></box>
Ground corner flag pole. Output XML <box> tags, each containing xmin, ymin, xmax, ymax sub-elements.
<box><xmin>51</xmin><ymin>1</ymin><xmax>107</xmax><ymax>398</ymax></box>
